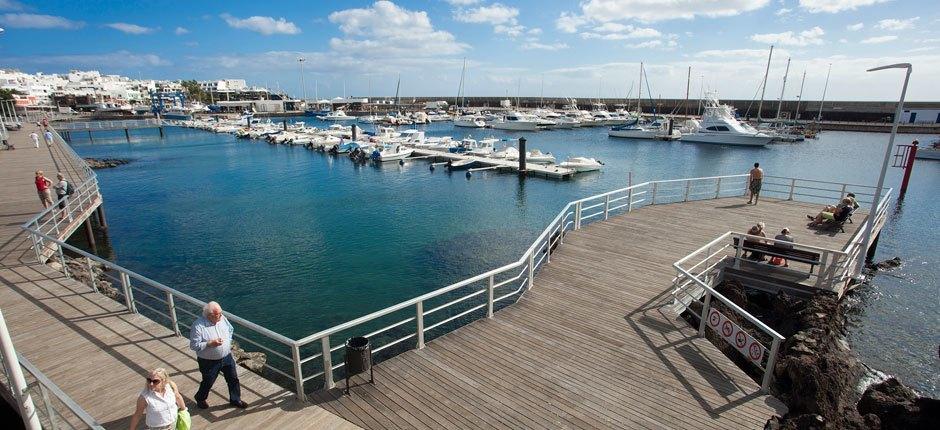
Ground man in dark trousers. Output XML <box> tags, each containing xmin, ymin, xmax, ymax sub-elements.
<box><xmin>189</xmin><ymin>301</ymin><xmax>248</xmax><ymax>409</ymax></box>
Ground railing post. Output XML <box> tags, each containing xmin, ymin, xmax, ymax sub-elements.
<box><xmin>57</xmin><ymin>246</ymin><xmax>70</xmax><ymax>279</ymax></box>
<box><xmin>321</xmin><ymin>336</ymin><xmax>335</xmax><ymax>390</ymax></box>
<box><xmin>545</xmin><ymin>237</ymin><xmax>551</xmax><ymax>264</ymax></box>
<box><xmin>603</xmin><ymin>194</ymin><xmax>610</xmax><ymax>220</ymax></box>
<box><xmin>839</xmin><ymin>183</ymin><xmax>847</xmax><ymax>199</ymax></box>
<box><xmin>85</xmin><ymin>257</ymin><xmax>98</xmax><ymax>293</ymax></box>
<box><xmin>486</xmin><ymin>275</ymin><xmax>494</xmax><ymax>318</ymax></box>
<box><xmin>698</xmin><ymin>291</ymin><xmax>712</xmax><ymax>337</ymax></box>
<box><xmin>166</xmin><ymin>292</ymin><xmax>181</xmax><ymax>337</ymax></box>
<box><xmin>715</xmin><ymin>178</ymin><xmax>722</xmax><ymax>199</ymax></box>
<box><xmin>733</xmin><ymin>234</ymin><xmax>743</xmax><ymax>269</ymax></box>
<box><xmin>627</xmin><ymin>187</ymin><xmax>634</xmax><ymax>212</ymax></box>
<box><xmin>291</xmin><ymin>344</ymin><xmax>305</xmax><ymax>401</ymax></box>
<box><xmin>558</xmin><ymin>218</ymin><xmax>565</xmax><ymax>245</ymax></box>
<box><xmin>120</xmin><ymin>272</ymin><xmax>137</xmax><ymax>313</ymax></box>
<box><xmin>416</xmin><ymin>301</ymin><xmax>425</xmax><ymax>349</ymax></box>
<box><xmin>574</xmin><ymin>201</ymin><xmax>582</xmax><ymax>230</ymax></box>
<box><xmin>527</xmin><ymin>251</ymin><xmax>535</xmax><ymax>290</ymax></box>
<box><xmin>684</xmin><ymin>180</ymin><xmax>691</xmax><ymax>202</ymax></box>
<box><xmin>651</xmin><ymin>182</ymin><xmax>658</xmax><ymax>204</ymax></box>
<box><xmin>787</xmin><ymin>178</ymin><xmax>796</xmax><ymax>200</ymax></box>
<box><xmin>761</xmin><ymin>337</ymin><xmax>782</xmax><ymax>392</ymax></box>
<box><xmin>38</xmin><ymin>384</ymin><xmax>59</xmax><ymax>430</ymax></box>
<box><xmin>30</xmin><ymin>232</ymin><xmax>42</xmax><ymax>264</ymax></box>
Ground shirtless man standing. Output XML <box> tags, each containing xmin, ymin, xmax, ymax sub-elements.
<box><xmin>748</xmin><ymin>162</ymin><xmax>764</xmax><ymax>205</ymax></box>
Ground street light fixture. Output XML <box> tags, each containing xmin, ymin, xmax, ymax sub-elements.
<box><xmin>856</xmin><ymin>63</ymin><xmax>912</xmax><ymax>277</ymax></box>
<box><xmin>298</xmin><ymin>57</ymin><xmax>307</xmax><ymax>106</ymax></box>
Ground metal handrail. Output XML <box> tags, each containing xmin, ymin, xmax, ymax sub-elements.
<box><xmin>17</xmin><ymin>353</ymin><xmax>106</xmax><ymax>429</ymax></box>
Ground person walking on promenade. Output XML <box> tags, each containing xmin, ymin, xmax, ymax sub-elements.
<box><xmin>189</xmin><ymin>301</ymin><xmax>247</xmax><ymax>409</ymax></box>
<box><xmin>43</xmin><ymin>129</ymin><xmax>54</xmax><ymax>147</ymax></box>
<box><xmin>34</xmin><ymin>170</ymin><xmax>53</xmax><ymax>209</ymax></box>
<box><xmin>129</xmin><ymin>368</ymin><xmax>189</xmax><ymax>430</ymax></box>
<box><xmin>747</xmin><ymin>162</ymin><xmax>764</xmax><ymax>205</ymax></box>
<box><xmin>29</xmin><ymin>131</ymin><xmax>39</xmax><ymax>149</ymax></box>
<box><xmin>53</xmin><ymin>173</ymin><xmax>72</xmax><ymax>221</ymax></box>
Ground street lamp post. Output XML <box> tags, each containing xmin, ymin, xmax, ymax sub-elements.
<box><xmin>856</xmin><ymin>63</ymin><xmax>912</xmax><ymax>277</ymax></box>
<box><xmin>298</xmin><ymin>57</ymin><xmax>307</xmax><ymax>107</ymax></box>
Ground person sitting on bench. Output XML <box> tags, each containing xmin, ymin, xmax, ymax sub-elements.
<box><xmin>745</xmin><ymin>222</ymin><xmax>767</xmax><ymax>261</ymax></box>
<box><xmin>770</xmin><ymin>228</ymin><xmax>794</xmax><ymax>267</ymax></box>
<box><xmin>807</xmin><ymin>197</ymin><xmax>853</xmax><ymax>226</ymax></box>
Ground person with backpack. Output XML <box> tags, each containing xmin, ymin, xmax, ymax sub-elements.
<box><xmin>53</xmin><ymin>172</ymin><xmax>73</xmax><ymax>221</ymax></box>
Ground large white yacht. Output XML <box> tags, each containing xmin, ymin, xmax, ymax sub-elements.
<box><xmin>490</xmin><ymin>111</ymin><xmax>540</xmax><ymax>131</ymax></box>
<box><xmin>680</xmin><ymin>94</ymin><xmax>773</xmax><ymax>146</ymax></box>
<box><xmin>454</xmin><ymin>114</ymin><xmax>487</xmax><ymax>128</ymax></box>
<box><xmin>317</xmin><ymin>110</ymin><xmax>357</xmax><ymax>121</ymax></box>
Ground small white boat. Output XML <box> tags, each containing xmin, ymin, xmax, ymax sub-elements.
<box><xmin>490</xmin><ymin>146</ymin><xmax>519</xmax><ymax>160</ymax></box>
<box><xmin>559</xmin><ymin>157</ymin><xmax>604</xmax><ymax>172</ymax></box>
<box><xmin>915</xmin><ymin>139</ymin><xmax>940</xmax><ymax>160</ymax></box>
<box><xmin>491</xmin><ymin>112</ymin><xmax>540</xmax><ymax>131</ymax></box>
<box><xmin>371</xmin><ymin>143</ymin><xmax>414</xmax><ymax>162</ymax></box>
<box><xmin>454</xmin><ymin>115</ymin><xmax>487</xmax><ymax>128</ymax></box>
<box><xmin>318</xmin><ymin>110</ymin><xmax>357</xmax><ymax>121</ymax></box>
<box><xmin>525</xmin><ymin>149</ymin><xmax>555</xmax><ymax>165</ymax></box>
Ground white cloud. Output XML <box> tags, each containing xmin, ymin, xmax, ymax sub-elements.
<box><xmin>846</xmin><ymin>22</ymin><xmax>864</xmax><ymax>31</ymax></box>
<box><xmin>569</xmin><ymin>0</ymin><xmax>769</xmax><ymax>23</ymax></box>
<box><xmin>798</xmin><ymin>0</ymin><xmax>889</xmax><ymax>13</ymax></box>
<box><xmin>839</xmin><ymin>38</ymin><xmax>848</xmax><ymax>43</ymax></box>
<box><xmin>580</xmin><ymin>22</ymin><xmax>661</xmax><ymax>40</ymax></box>
<box><xmin>527</xmin><ymin>27</ymin><xmax>542</xmax><ymax>35</ymax></box>
<box><xmin>627</xmin><ymin>39</ymin><xmax>678</xmax><ymax>50</ymax></box>
<box><xmin>861</xmin><ymin>35</ymin><xmax>897</xmax><ymax>44</ymax></box>
<box><xmin>0</xmin><ymin>13</ymin><xmax>83</xmax><ymax>29</ymax></box>
<box><xmin>751</xmin><ymin>26</ymin><xmax>825</xmax><ymax>46</ymax></box>
<box><xmin>875</xmin><ymin>17</ymin><xmax>919</xmax><ymax>31</ymax></box>
<box><xmin>106</xmin><ymin>22</ymin><xmax>154</xmax><ymax>35</ymax></box>
<box><xmin>328</xmin><ymin>1</ymin><xmax>466</xmax><ymax>57</ymax></box>
<box><xmin>0</xmin><ymin>0</ymin><xmax>24</xmax><ymax>11</ymax></box>
<box><xmin>221</xmin><ymin>13</ymin><xmax>300</xmax><ymax>35</ymax></box>
<box><xmin>521</xmin><ymin>42</ymin><xmax>569</xmax><ymax>51</ymax></box>
<box><xmin>694</xmin><ymin>48</ymin><xmax>790</xmax><ymax>58</ymax></box>
<box><xmin>555</xmin><ymin>12</ymin><xmax>588</xmax><ymax>33</ymax></box>
<box><xmin>494</xmin><ymin>23</ymin><xmax>525</xmax><ymax>37</ymax></box>
<box><xmin>905</xmin><ymin>46</ymin><xmax>933</xmax><ymax>53</ymax></box>
<box><xmin>444</xmin><ymin>0</ymin><xmax>479</xmax><ymax>5</ymax></box>
<box><xmin>775</xmin><ymin>8</ymin><xmax>792</xmax><ymax>16</ymax></box>
<box><xmin>174</xmin><ymin>26</ymin><xmax>189</xmax><ymax>35</ymax></box>
<box><xmin>454</xmin><ymin>3</ymin><xmax>518</xmax><ymax>25</ymax></box>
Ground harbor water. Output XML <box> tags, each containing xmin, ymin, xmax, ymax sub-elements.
<box><xmin>67</xmin><ymin>120</ymin><xmax>938</xmax><ymax>396</ymax></box>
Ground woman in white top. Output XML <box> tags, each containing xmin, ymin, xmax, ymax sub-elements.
<box><xmin>130</xmin><ymin>368</ymin><xmax>187</xmax><ymax>430</ymax></box>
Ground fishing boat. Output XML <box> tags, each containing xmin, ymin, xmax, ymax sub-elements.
<box><xmin>559</xmin><ymin>157</ymin><xmax>604</xmax><ymax>172</ymax></box>
<box><xmin>525</xmin><ymin>149</ymin><xmax>555</xmax><ymax>164</ymax></box>
<box><xmin>317</xmin><ymin>110</ymin><xmax>357</xmax><ymax>121</ymax></box>
<box><xmin>679</xmin><ymin>93</ymin><xmax>773</xmax><ymax>146</ymax></box>
<box><xmin>371</xmin><ymin>143</ymin><xmax>414</xmax><ymax>162</ymax></box>
<box><xmin>467</xmin><ymin>138</ymin><xmax>499</xmax><ymax>157</ymax></box>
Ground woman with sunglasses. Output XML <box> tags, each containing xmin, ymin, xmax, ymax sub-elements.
<box><xmin>129</xmin><ymin>368</ymin><xmax>188</xmax><ymax>430</ymax></box>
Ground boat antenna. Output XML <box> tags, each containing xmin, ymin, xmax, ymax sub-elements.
<box><xmin>817</xmin><ymin>63</ymin><xmax>831</xmax><ymax>122</ymax></box>
<box><xmin>756</xmin><ymin>45</ymin><xmax>774</xmax><ymax>123</ymax></box>
<box><xmin>775</xmin><ymin>57</ymin><xmax>791</xmax><ymax>121</ymax></box>
<box><xmin>794</xmin><ymin>70</ymin><xmax>807</xmax><ymax>120</ymax></box>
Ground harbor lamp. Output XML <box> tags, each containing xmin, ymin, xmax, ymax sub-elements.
<box><xmin>856</xmin><ymin>63</ymin><xmax>911</xmax><ymax>278</ymax></box>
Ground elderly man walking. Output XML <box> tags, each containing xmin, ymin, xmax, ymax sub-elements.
<box><xmin>189</xmin><ymin>301</ymin><xmax>247</xmax><ymax>409</ymax></box>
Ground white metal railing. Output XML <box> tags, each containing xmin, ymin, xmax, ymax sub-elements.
<box><xmin>0</xmin><ymin>348</ymin><xmax>106</xmax><ymax>429</ymax></box>
<box><xmin>20</xmin><ymin>136</ymin><xmax>892</xmax><ymax>403</ymax></box>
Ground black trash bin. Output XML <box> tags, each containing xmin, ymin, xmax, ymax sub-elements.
<box><xmin>344</xmin><ymin>336</ymin><xmax>374</xmax><ymax>394</ymax></box>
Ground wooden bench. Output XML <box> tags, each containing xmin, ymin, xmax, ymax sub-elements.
<box><xmin>732</xmin><ymin>237</ymin><xmax>822</xmax><ymax>272</ymax></box>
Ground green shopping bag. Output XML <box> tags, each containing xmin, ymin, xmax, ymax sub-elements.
<box><xmin>176</xmin><ymin>409</ymin><xmax>192</xmax><ymax>430</ymax></box>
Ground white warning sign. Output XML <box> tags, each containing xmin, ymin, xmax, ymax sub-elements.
<box><xmin>707</xmin><ymin>307</ymin><xmax>766</xmax><ymax>365</ymax></box>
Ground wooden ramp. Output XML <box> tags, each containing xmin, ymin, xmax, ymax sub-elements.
<box><xmin>309</xmin><ymin>198</ymin><xmax>868</xmax><ymax>429</ymax></box>
<box><xmin>0</xmin><ymin>126</ymin><xmax>357</xmax><ymax>429</ymax></box>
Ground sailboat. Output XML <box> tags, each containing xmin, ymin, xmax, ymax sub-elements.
<box><xmin>609</xmin><ymin>63</ymin><xmax>681</xmax><ymax>140</ymax></box>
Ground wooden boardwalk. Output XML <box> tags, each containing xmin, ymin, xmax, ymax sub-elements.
<box><xmin>0</xmin><ymin>125</ymin><xmax>357</xmax><ymax>429</ymax></box>
<box><xmin>309</xmin><ymin>198</ymin><xmax>868</xmax><ymax>429</ymax></box>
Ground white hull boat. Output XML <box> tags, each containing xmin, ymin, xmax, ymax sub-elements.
<box><xmin>559</xmin><ymin>157</ymin><xmax>604</xmax><ymax>172</ymax></box>
<box><xmin>679</xmin><ymin>94</ymin><xmax>773</xmax><ymax>147</ymax></box>
<box><xmin>525</xmin><ymin>150</ymin><xmax>555</xmax><ymax>164</ymax></box>
<box><xmin>318</xmin><ymin>110</ymin><xmax>357</xmax><ymax>121</ymax></box>
<box><xmin>371</xmin><ymin>143</ymin><xmax>414</xmax><ymax>162</ymax></box>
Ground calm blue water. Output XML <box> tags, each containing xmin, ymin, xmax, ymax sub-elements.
<box><xmin>68</xmin><ymin>120</ymin><xmax>938</xmax><ymax>396</ymax></box>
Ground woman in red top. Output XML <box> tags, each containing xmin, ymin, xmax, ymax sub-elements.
<box><xmin>34</xmin><ymin>170</ymin><xmax>53</xmax><ymax>209</ymax></box>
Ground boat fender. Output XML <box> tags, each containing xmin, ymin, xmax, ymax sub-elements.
<box><xmin>399</xmin><ymin>159</ymin><xmax>404</xmax><ymax>166</ymax></box>
<box><xmin>429</xmin><ymin>164</ymin><xmax>435</xmax><ymax>172</ymax></box>
<box><xmin>466</xmin><ymin>171</ymin><xmax>472</xmax><ymax>179</ymax></box>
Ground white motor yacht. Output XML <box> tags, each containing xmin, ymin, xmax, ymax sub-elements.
<box><xmin>679</xmin><ymin>94</ymin><xmax>773</xmax><ymax>146</ymax></box>
<box><xmin>491</xmin><ymin>112</ymin><xmax>540</xmax><ymax>131</ymax></box>
<box><xmin>490</xmin><ymin>145</ymin><xmax>519</xmax><ymax>160</ymax></box>
<box><xmin>609</xmin><ymin>119</ymin><xmax>681</xmax><ymax>141</ymax></box>
<box><xmin>317</xmin><ymin>110</ymin><xmax>357</xmax><ymax>121</ymax></box>
<box><xmin>559</xmin><ymin>157</ymin><xmax>604</xmax><ymax>172</ymax></box>
<box><xmin>524</xmin><ymin>149</ymin><xmax>555</xmax><ymax>164</ymax></box>
<box><xmin>454</xmin><ymin>114</ymin><xmax>487</xmax><ymax>128</ymax></box>
<box><xmin>371</xmin><ymin>143</ymin><xmax>414</xmax><ymax>162</ymax></box>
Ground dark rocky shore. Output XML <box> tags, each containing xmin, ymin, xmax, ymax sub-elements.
<box><xmin>83</xmin><ymin>157</ymin><xmax>130</xmax><ymax>169</ymax></box>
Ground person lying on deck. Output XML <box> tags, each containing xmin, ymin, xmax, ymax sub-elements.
<box><xmin>807</xmin><ymin>197</ymin><xmax>854</xmax><ymax>226</ymax></box>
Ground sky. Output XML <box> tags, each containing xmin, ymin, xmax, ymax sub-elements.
<box><xmin>0</xmin><ymin>0</ymin><xmax>938</xmax><ymax>101</ymax></box>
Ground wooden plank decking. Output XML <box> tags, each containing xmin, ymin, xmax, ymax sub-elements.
<box><xmin>308</xmin><ymin>197</ymin><xmax>868</xmax><ymax>429</ymax></box>
<box><xmin>0</xmin><ymin>125</ymin><xmax>357</xmax><ymax>429</ymax></box>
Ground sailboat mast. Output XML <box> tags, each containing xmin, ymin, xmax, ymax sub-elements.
<box><xmin>684</xmin><ymin>66</ymin><xmax>691</xmax><ymax>116</ymax></box>
<box><xmin>395</xmin><ymin>74</ymin><xmax>401</xmax><ymax>106</ymax></box>
<box><xmin>794</xmin><ymin>70</ymin><xmax>807</xmax><ymax>120</ymax></box>
<box><xmin>756</xmin><ymin>45</ymin><xmax>774</xmax><ymax>122</ymax></box>
<box><xmin>540</xmin><ymin>75</ymin><xmax>544</xmax><ymax>108</ymax></box>
<box><xmin>817</xmin><ymin>64</ymin><xmax>831</xmax><ymax>121</ymax></box>
<box><xmin>775</xmin><ymin>57</ymin><xmax>791</xmax><ymax>120</ymax></box>
<box><xmin>456</xmin><ymin>58</ymin><xmax>466</xmax><ymax>108</ymax></box>
<box><xmin>637</xmin><ymin>62</ymin><xmax>643</xmax><ymax>116</ymax></box>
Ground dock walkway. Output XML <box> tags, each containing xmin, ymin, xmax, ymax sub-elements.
<box><xmin>0</xmin><ymin>125</ymin><xmax>356</xmax><ymax>429</ymax></box>
<box><xmin>308</xmin><ymin>197</ymin><xmax>869</xmax><ymax>429</ymax></box>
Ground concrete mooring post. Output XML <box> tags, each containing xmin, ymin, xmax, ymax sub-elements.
<box><xmin>124</xmin><ymin>128</ymin><xmax>130</xmax><ymax>142</ymax></box>
<box><xmin>899</xmin><ymin>140</ymin><xmax>918</xmax><ymax>199</ymax></box>
<box><xmin>83</xmin><ymin>218</ymin><xmax>98</xmax><ymax>255</ymax></box>
<box><xmin>518</xmin><ymin>137</ymin><xmax>527</xmax><ymax>177</ymax></box>
<box><xmin>95</xmin><ymin>205</ymin><xmax>108</xmax><ymax>230</ymax></box>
